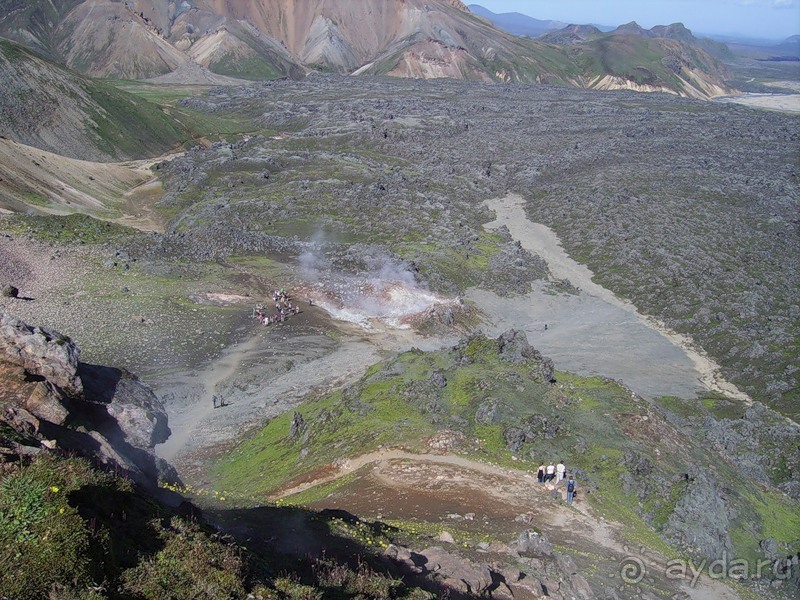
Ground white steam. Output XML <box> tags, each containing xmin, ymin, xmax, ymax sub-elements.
<box><xmin>296</xmin><ymin>232</ymin><xmax>453</xmax><ymax>329</ymax></box>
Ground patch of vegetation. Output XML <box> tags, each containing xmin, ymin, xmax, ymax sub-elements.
<box><xmin>212</xmin><ymin>332</ymin><xmax>799</xmax><ymax>577</ymax></box>
<box><xmin>2</xmin><ymin>213</ymin><xmax>139</xmax><ymax>244</ymax></box>
<box><xmin>0</xmin><ymin>452</ymin><xmax>454</xmax><ymax>600</ymax></box>
<box><xmin>211</xmin><ymin>53</ymin><xmax>282</xmax><ymax>81</ymax></box>
<box><xmin>83</xmin><ymin>79</ymin><xmax>191</xmax><ymax>159</ymax></box>
<box><xmin>0</xmin><ymin>453</ymin><xmax>240</xmax><ymax>599</ymax></box>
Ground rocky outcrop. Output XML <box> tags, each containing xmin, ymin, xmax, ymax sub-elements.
<box><xmin>498</xmin><ymin>329</ymin><xmax>555</xmax><ymax>382</ymax></box>
<box><xmin>498</xmin><ymin>329</ymin><xmax>539</xmax><ymax>364</ymax></box>
<box><xmin>383</xmin><ymin>528</ymin><xmax>594</xmax><ymax>600</ymax></box>
<box><xmin>0</xmin><ymin>311</ymin><xmax>174</xmax><ymax>488</ymax></box>
<box><xmin>0</xmin><ymin>312</ymin><xmax>82</xmax><ymax>397</ymax></box>
<box><xmin>663</xmin><ymin>469</ymin><xmax>734</xmax><ymax>560</ymax></box>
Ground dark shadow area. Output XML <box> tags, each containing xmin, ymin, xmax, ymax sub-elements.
<box><xmin>38</xmin><ymin>362</ymin><xmax>181</xmax><ymax>490</ymax></box>
<box><xmin>208</xmin><ymin>503</ymin><xmax>482</xmax><ymax>599</ymax></box>
<box><xmin>68</xmin><ymin>483</ymin><xmax>170</xmax><ymax>586</ymax></box>
<box><xmin>79</xmin><ymin>362</ymin><xmax>123</xmax><ymax>405</ymax></box>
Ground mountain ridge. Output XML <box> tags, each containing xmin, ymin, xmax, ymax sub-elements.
<box><xmin>0</xmin><ymin>0</ymin><xmax>735</xmax><ymax>98</ymax></box>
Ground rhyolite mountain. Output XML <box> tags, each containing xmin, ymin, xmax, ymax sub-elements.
<box><xmin>0</xmin><ymin>0</ymin><xmax>734</xmax><ymax>98</ymax></box>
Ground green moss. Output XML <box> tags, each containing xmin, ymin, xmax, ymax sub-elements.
<box><xmin>211</xmin><ymin>53</ymin><xmax>282</xmax><ymax>81</ymax></box>
<box><xmin>656</xmin><ymin>395</ymin><xmax>705</xmax><ymax>419</ymax></box>
<box><xmin>1</xmin><ymin>213</ymin><xmax>138</xmax><ymax>244</ymax></box>
<box><xmin>282</xmin><ymin>472</ymin><xmax>360</xmax><ymax>507</ymax></box>
<box><xmin>473</xmin><ymin>424</ymin><xmax>507</xmax><ymax>454</ymax></box>
<box><xmin>444</xmin><ymin>370</ymin><xmax>478</xmax><ymax>411</ymax></box>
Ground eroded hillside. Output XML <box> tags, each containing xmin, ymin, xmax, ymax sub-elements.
<box><xmin>0</xmin><ymin>0</ymin><xmax>735</xmax><ymax>98</ymax></box>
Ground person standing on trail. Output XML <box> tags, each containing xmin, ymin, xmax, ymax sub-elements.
<box><xmin>566</xmin><ymin>476</ymin><xmax>577</xmax><ymax>505</ymax></box>
<box><xmin>212</xmin><ymin>395</ymin><xmax>218</xmax><ymax>409</ymax></box>
<box><xmin>537</xmin><ymin>464</ymin><xmax>545</xmax><ymax>483</ymax></box>
<box><xmin>545</xmin><ymin>463</ymin><xmax>556</xmax><ymax>483</ymax></box>
<box><xmin>556</xmin><ymin>461</ymin><xmax>566</xmax><ymax>484</ymax></box>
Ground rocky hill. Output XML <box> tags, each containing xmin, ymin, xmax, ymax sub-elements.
<box><xmin>615</xmin><ymin>21</ymin><xmax>734</xmax><ymax>59</ymax></box>
<box><xmin>0</xmin><ymin>38</ymin><xmax>190</xmax><ymax>161</ymax></box>
<box><xmin>0</xmin><ymin>311</ymin><xmax>173</xmax><ymax>487</ymax></box>
<box><xmin>539</xmin><ymin>21</ymin><xmax>734</xmax><ymax>98</ymax></box>
<box><xmin>0</xmin><ymin>0</ymin><xmax>735</xmax><ymax>97</ymax></box>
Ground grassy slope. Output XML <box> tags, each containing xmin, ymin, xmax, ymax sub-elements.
<box><xmin>0</xmin><ymin>39</ymin><xmax>185</xmax><ymax>160</ymax></box>
<box><xmin>578</xmin><ymin>35</ymin><xmax>682</xmax><ymax>87</ymax></box>
<box><xmin>212</xmin><ymin>334</ymin><xmax>799</xmax><ymax>566</ymax></box>
<box><xmin>0</xmin><ymin>39</ymin><xmax>268</xmax><ymax>162</ymax></box>
<box><xmin>0</xmin><ymin>452</ymin><xmax>446</xmax><ymax>600</ymax></box>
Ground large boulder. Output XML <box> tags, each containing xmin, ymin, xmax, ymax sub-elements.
<box><xmin>80</xmin><ymin>363</ymin><xmax>170</xmax><ymax>449</ymax></box>
<box><xmin>517</xmin><ymin>529</ymin><xmax>553</xmax><ymax>557</ymax></box>
<box><xmin>497</xmin><ymin>329</ymin><xmax>555</xmax><ymax>382</ymax></box>
<box><xmin>0</xmin><ymin>313</ymin><xmax>175</xmax><ymax>488</ymax></box>
<box><xmin>0</xmin><ymin>312</ymin><xmax>83</xmax><ymax>397</ymax></box>
<box><xmin>418</xmin><ymin>546</ymin><xmax>496</xmax><ymax>596</ymax></box>
<box><xmin>498</xmin><ymin>329</ymin><xmax>538</xmax><ymax>364</ymax></box>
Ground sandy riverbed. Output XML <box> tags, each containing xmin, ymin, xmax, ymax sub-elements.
<box><xmin>715</xmin><ymin>82</ymin><xmax>800</xmax><ymax>113</ymax></box>
<box><xmin>466</xmin><ymin>194</ymin><xmax>751</xmax><ymax>403</ymax></box>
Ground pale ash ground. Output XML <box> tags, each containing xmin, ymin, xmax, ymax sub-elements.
<box><xmin>715</xmin><ymin>81</ymin><xmax>800</xmax><ymax>113</ymax></box>
<box><xmin>468</xmin><ymin>194</ymin><xmax>751</xmax><ymax>403</ymax></box>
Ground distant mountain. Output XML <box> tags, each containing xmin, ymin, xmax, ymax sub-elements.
<box><xmin>575</xmin><ymin>34</ymin><xmax>732</xmax><ymax>99</ymax></box>
<box><xmin>610</xmin><ymin>21</ymin><xmax>733</xmax><ymax>59</ymax></box>
<box><xmin>769</xmin><ymin>34</ymin><xmax>800</xmax><ymax>58</ymax></box>
<box><xmin>0</xmin><ymin>0</ymin><xmax>577</xmax><ymax>83</ymax></box>
<box><xmin>467</xmin><ymin>4</ymin><xmax>565</xmax><ymax>37</ymax></box>
<box><xmin>0</xmin><ymin>0</ymin><xmax>735</xmax><ymax>99</ymax></box>
<box><xmin>540</xmin><ymin>24</ymin><xmax>604</xmax><ymax>45</ymax></box>
<box><xmin>724</xmin><ymin>33</ymin><xmax>800</xmax><ymax>61</ymax></box>
<box><xmin>612</xmin><ymin>21</ymin><xmax>652</xmax><ymax>38</ymax></box>
<box><xmin>537</xmin><ymin>21</ymin><xmax>733</xmax><ymax>99</ymax></box>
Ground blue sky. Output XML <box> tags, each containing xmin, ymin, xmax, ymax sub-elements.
<box><xmin>473</xmin><ymin>0</ymin><xmax>800</xmax><ymax>40</ymax></box>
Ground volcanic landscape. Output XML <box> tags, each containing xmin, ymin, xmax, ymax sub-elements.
<box><xmin>1</xmin><ymin>27</ymin><xmax>798</xmax><ymax>600</ymax></box>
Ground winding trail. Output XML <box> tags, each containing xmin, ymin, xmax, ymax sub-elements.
<box><xmin>155</xmin><ymin>330</ymin><xmax>382</xmax><ymax>462</ymax></box>
<box><xmin>272</xmin><ymin>448</ymin><xmax>740</xmax><ymax>600</ymax></box>
<box><xmin>469</xmin><ymin>193</ymin><xmax>751</xmax><ymax>403</ymax></box>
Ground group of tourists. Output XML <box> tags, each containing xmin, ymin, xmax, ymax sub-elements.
<box><xmin>253</xmin><ymin>288</ymin><xmax>302</xmax><ymax>325</ymax></box>
<box><xmin>537</xmin><ymin>460</ymin><xmax>577</xmax><ymax>504</ymax></box>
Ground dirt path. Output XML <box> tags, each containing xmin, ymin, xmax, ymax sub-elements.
<box><xmin>274</xmin><ymin>448</ymin><xmax>740</xmax><ymax>600</ymax></box>
<box><xmin>468</xmin><ymin>193</ymin><xmax>751</xmax><ymax>403</ymax></box>
<box><xmin>156</xmin><ymin>330</ymin><xmax>268</xmax><ymax>461</ymax></box>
